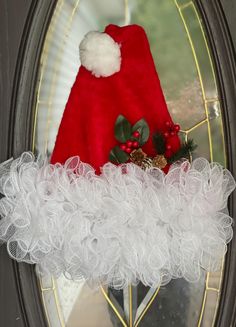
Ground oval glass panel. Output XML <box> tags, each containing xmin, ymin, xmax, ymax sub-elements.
<box><xmin>34</xmin><ymin>0</ymin><xmax>226</xmax><ymax>326</ymax></box>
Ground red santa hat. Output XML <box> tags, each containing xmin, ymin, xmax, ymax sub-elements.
<box><xmin>0</xmin><ymin>24</ymin><xmax>234</xmax><ymax>290</ymax></box>
<box><xmin>50</xmin><ymin>24</ymin><xmax>181</xmax><ymax>170</ymax></box>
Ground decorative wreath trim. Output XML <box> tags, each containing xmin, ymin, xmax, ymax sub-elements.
<box><xmin>109</xmin><ymin>115</ymin><xmax>197</xmax><ymax>169</ymax></box>
<box><xmin>0</xmin><ymin>151</ymin><xmax>234</xmax><ymax>289</ymax></box>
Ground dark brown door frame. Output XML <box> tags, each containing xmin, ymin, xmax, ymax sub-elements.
<box><xmin>194</xmin><ymin>1</ymin><xmax>236</xmax><ymax>326</ymax></box>
<box><xmin>0</xmin><ymin>1</ymin><xmax>56</xmax><ymax>326</ymax></box>
<box><xmin>0</xmin><ymin>0</ymin><xmax>235</xmax><ymax>326</ymax></box>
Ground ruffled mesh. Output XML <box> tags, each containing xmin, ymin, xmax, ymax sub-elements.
<box><xmin>0</xmin><ymin>152</ymin><xmax>235</xmax><ymax>289</ymax></box>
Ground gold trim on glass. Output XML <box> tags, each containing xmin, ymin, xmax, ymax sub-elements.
<box><xmin>42</xmin><ymin>0</ymin><xmax>80</xmax><ymax>153</ymax></box>
<box><xmin>41</xmin><ymin>292</ymin><xmax>52</xmax><ymax>327</ymax></box>
<box><xmin>184</xmin><ymin>118</ymin><xmax>208</xmax><ymax>133</ymax></box>
<box><xmin>52</xmin><ymin>279</ymin><xmax>66</xmax><ymax>327</ymax></box>
<box><xmin>100</xmin><ymin>286</ymin><xmax>128</xmax><ymax>327</ymax></box>
<box><xmin>129</xmin><ymin>285</ymin><xmax>133</xmax><ymax>326</ymax></box>
<box><xmin>124</xmin><ymin>0</ymin><xmax>130</xmax><ymax>25</ymax></box>
<box><xmin>32</xmin><ymin>0</ymin><xmax>65</xmax><ymax>152</ymax></box>
<box><xmin>174</xmin><ymin>1</ymin><xmax>226</xmax><ymax>326</ymax></box>
<box><xmin>179</xmin><ymin>1</ymin><xmax>192</xmax><ymax>10</ymax></box>
<box><xmin>134</xmin><ymin>287</ymin><xmax>160</xmax><ymax>327</ymax></box>
<box><xmin>205</xmin><ymin>98</ymin><xmax>220</xmax><ymax>103</ymax></box>
<box><xmin>175</xmin><ymin>1</ymin><xmax>213</xmax><ymax>162</ymax></box>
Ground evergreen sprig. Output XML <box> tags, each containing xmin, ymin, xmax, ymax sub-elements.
<box><xmin>152</xmin><ymin>132</ymin><xmax>166</xmax><ymax>154</ymax></box>
<box><xmin>168</xmin><ymin>139</ymin><xmax>197</xmax><ymax>164</ymax></box>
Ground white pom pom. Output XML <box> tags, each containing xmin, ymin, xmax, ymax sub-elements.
<box><xmin>79</xmin><ymin>31</ymin><xmax>121</xmax><ymax>78</ymax></box>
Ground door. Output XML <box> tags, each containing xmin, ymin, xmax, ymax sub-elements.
<box><xmin>0</xmin><ymin>1</ymin><xmax>236</xmax><ymax>326</ymax></box>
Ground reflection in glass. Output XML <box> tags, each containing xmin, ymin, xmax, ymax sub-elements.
<box><xmin>189</xmin><ymin>122</ymin><xmax>210</xmax><ymax>161</ymax></box>
<box><xmin>207</xmin><ymin>103</ymin><xmax>225</xmax><ymax>166</ymax></box>
<box><xmin>180</xmin><ymin>4</ymin><xmax>218</xmax><ymax>99</ymax></box>
<box><xmin>201</xmin><ymin>291</ymin><xmax>219</xmax><ymax>326</ymax></box>
<box><xmin>64</xmin><ymin>283</ymin><xmax>113</xmax><ymax>327</ymax></box>
<box><xmin>139</xmin><ymin>276</ymin><xmax>206</xmax><ymax>327</ymax></box>
<box><xmin>129</xmin><ymin>0</ymin><xmax>206</xmax><ymax>129</ymax></box>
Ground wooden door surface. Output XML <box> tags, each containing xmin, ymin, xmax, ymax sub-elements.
<box><xmin>0</xmin><ymin>1</ymin><xmax>236</xmax><ymax>326</ymax></box>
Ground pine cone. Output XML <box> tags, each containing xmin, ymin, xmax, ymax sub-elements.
<box><xmin>130</xmin><ymin>148</ymin><xmax>147</xmax><ymax>166</ymax></box>
<box><xmin>141</xmin><ymin>157</ymin><xmax>153</xmax><ymax>170</ymax></box>
<box><xmin>152</xmin><ymin>155</ymin><xmax>167</xmax><ymax>169</ymax></box>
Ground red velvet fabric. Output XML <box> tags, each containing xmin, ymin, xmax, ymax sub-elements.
<box><xmin>51</xmin><ymin>24</ymin><xmax>181</xmax><ymax>171</ymax></box>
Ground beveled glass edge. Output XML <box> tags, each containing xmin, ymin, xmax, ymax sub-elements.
<box><xmin>175</xmin><ymin>1</ymin><xmax>227</xmax><ymax>326</ymax></box>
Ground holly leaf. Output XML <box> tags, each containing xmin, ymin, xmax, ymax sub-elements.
<box><xmin>114</xmin><ymin>115</ymin><xmax>132</xmax><ymax>143</ymax></box>
<box><xmin>109</xmin><ymin>146</ymin><xmax>130</xmax><ymax>164</ymax></box>
<box><xmin>132</xmin><ymin>119</ymin><xmax>150</xmax><ymax>146</ymax></box>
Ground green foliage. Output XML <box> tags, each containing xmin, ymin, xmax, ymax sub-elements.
<box><xmin>110</xmin><ymin>115</ymin><xmax>198</xmax><ymax>166</ymax></box>
<box><xmin>114</xmin><ymin>115</ymin><xmax>132</xmax><ymax>143</ymax></box>
<box><xmin>110</xmin><ymin>116</ymin><xmax>150</xmax><ymax>164</ymax></box>
<box><xmin>109</xmin><ymin>145</ymin><xmax>130</xmax><ymax>164</ymax></box>
<box><xmin>152</xmin><ymin>132</ymin><xmax>166</xmax><ymax>154</ymax></box>
<box><xmin>132</xmin><ymin>119</ymin><xmax>150</xmax><ymax>146</ymax></box>
<box><xmin>168</xmin><ymin>139</ymin><xmax>197</xmax><ymax>164</ymax></box>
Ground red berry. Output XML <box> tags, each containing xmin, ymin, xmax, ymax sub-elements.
<box><xmin>126</xmin><ymin>140</ymin><xmax>133</xmax><ymax>148</ymax></box>
<box><xmin>165</xmin><ymin>150</ymin><xmax>172</xmax><ymax>158</ymax></box>
<box><xmin>165</xmin><ymin>121</ymin><xmax>171</xmax><ymax>127</ymax></box>
<box><xmin>120</xmin><ymin>144</ymin><xmax>126</xmax><ymax>151</ymax></box>
<box><xmin>132</xmin><ymin>141</ymin><xmax>139</xmax><ymax>148</ymax></box>
<box><xmin>164</xmin><ymin>132</ymin><xmax>169</xmax><ymax>138</ymax></box>
<box><xmin>174</xmin><ymin>124</ymin><xmax>180</xmax><ymax>132</ymax></box>
<box><xmin>166</xmin><ymin>144</ymin><xmax>172</xmax><ymax>150</ymax></box>
<box><xmin>126</xmin><ymin>147</ymin><xmax>132</xmax><ymax>154</ymax></box>
<box><xmin>170</xmin><ymin>131</ymin><xmax>175</xmax><ymax>136</ymax></box>
<box><xmin>133</xmin><ymin>131</ymin><xmax>140</xmax><ymax>138</ymax></box>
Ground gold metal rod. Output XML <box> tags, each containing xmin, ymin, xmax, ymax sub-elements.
<box><xmin>197</xmin><ymin>288</ymin><xmax>207</xmax><ymax>327</ymax></box>
<box><xmin>179</xmin><ymin>1</ymin><xmax>192</xmax><ymax>10</ymax></box>
<box><xmin>43</xmin><ymin>0</ymin><xmax>81</xmax><ymax>154</ymax></box>
<box><xmin>134</xmin><ymin>287</ymin><xmax>160</xmax><ymax>327</ymax></box>
<box><xmin>32</xmin><ymin>0</ymin><xmax>65</xmax><ymax>152</ymax></box>
<box><xmin>185</xmin><ymin>118</ymin><xmax>208</xmax><ymax>133</ymax></box>
<box><xmin>211</xmin><ymin>257</ymin><xmax>225</xmax><ymax>325</ymax></box>
<box><xmin>206</xmin><ymin>288</ymin><xmax>220</xmax><ymax>292</ymax></box>
<box><xmin>124</xmin><ymin>0</ymin><xmax>129</xmax><ymax>25</ymax></box>
<box><xmin>174</xmin><ymin>2</ymin><xmax>226</xmax><ymax>326</ymax></box>
<box><xmin>175</xmin><ymin>1</ymin><xmax>214</xmax><ymax>161</ymax></box>
<box><xmin>129</xmin><ymin>285</ymin><xmax>133</xmax><ymax>327</ymax></box>
<box><xmin>40</xmin><ymin>287</ymin><xmax>56</xmax><ymax>292</ymax></box>
<box><xmin>41</xmin><ymin>293</ymin><xmax>52</xmax><ymax>327</ymax></box>
<box><xmin>53</xmin><ymin>279</ymin><xmax>66</xmax><ymax>327</ymax></box>
<box><xmin>204</xmin><ymin>98</ymin><xmax>220</xmax><ymax>103</ymax></box>
<box><xmin>100</xmin><ymin>286</ymin><xmax>128</xmax><ymax>327</ymax></box>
